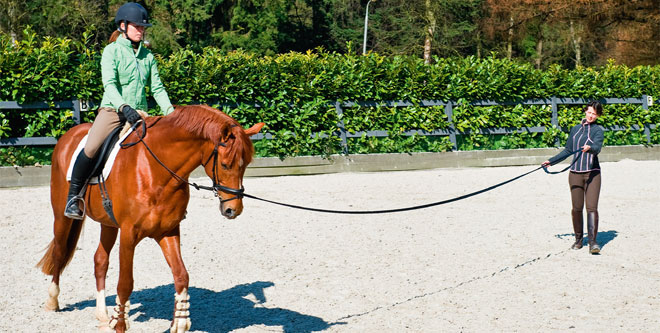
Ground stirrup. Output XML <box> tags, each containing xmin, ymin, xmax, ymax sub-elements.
<box><xmin>64</xmin><ymin>196</ymin><xmax>86</xmax><ymax>220</ymax></box>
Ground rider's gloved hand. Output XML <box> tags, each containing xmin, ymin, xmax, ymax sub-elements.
<box><xmin>121</xmin><ymin>105</ymin><xmax>142</xmax><ymax>126</ymax></box>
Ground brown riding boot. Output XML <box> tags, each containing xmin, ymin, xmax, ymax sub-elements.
<box><xmin>570</xmin><ymin>210</ymin><xmax>584</xmax><ymax>250</ymax></box>
<box><xmin>587</xmin><ymin>211</ymin><xmax>600</xmax><ymax>254</ymax></box>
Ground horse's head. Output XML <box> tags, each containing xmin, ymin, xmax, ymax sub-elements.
<box><xmin>204</xmin><ymin>120</ymin><xmax>264</xmax><ymax>219</ymax></box>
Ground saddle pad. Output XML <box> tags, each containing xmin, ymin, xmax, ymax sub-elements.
<box><xmin>66</xmin><ymin>128</ymin><xmax>135</xmax><ymax>184</ymax></box>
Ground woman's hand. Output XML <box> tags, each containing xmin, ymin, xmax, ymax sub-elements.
<box><xmin>542</xmin><ymin>160</ymin><xmax>551</xmax><ymax>167</ymax></box>
<box><xmin>121</xmin><ymin>105</ymin><xmax>142</xmax><ymax>125</ymax></box>
<box><xmin>582</xmin><ymin>145</ymin><xmax>591</xmax><ymax>152</ymax></box>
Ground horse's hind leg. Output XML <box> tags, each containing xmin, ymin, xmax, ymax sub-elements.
<box><xmin>45</xmin><ymin>277</ymin><xmax>60</xmax><ymax>311</ymax></box>
<box><xmin>36</xmin><ymin>214</ymin><xmax>85</xmax><ymax>311</ymax></box>
<box><xmin>94</xmin><ymin>225</ymin><xmax>118</xmax><ymax>326</ymax></box>
<box><xmin>155</xmin><ymin>226</ymin><xmax>191</xmax><ymax>333</ymax></box>
<box><xmin>42</xmin><ymin>216</ymin><xmax>74</xmax><ymax>311</ymax></box>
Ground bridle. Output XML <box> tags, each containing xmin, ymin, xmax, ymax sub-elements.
<box><xmin>121</xmin><ymin>121</ymin><xmax>245</xmax><ymax>203</ymax></box>
<box><xmin>201</xmin><ymin>140</ymin><xmax>245</xmax><ymax>203</ymax></box>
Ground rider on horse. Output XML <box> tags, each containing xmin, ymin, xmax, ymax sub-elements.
<box><xmin>65</xmin><ymin>2</ymin><xmax>174</xmax><ymax>220</ymax></box>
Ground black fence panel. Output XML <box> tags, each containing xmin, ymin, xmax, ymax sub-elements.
<box><xmin>1</xmin><ymin>96</ymin><xmax>656</xmax><ymax>154</ymax></box>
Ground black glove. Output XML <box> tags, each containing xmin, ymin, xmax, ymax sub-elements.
<box><xmin>121</xmin><ymin>105</ymin><xmax>142</xmax><ymax>125</ymax></box>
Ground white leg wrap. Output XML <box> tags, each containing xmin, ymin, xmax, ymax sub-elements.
<box><xmin>170</xmin><ymin>288</ymin><xmax>191</xmax><ymax>333</ymax></box>
<box><xmin>44</xmin><ymin>282</ymin><xmax>60</xmax><ymax>311</ymax></box>
<box><xmin>108</xmin><ymin>296</ymin><xmax>130</xmax><ymax>330</ymax></box>
<box><xmin>95</xmin><ymin>289</ymin><xmax>110</xmax><ymax>323</ymax></box>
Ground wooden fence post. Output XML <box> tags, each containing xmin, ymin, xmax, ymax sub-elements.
<box><xmin>334</xmin><ymin>101</ymin><xmax>349</xmax><ymax>155</ymax></box>
<box><xmin>642</xmin><ymin>95</ymin><xmax>651</xmax><ymax>144</ymax></box>
<box><xmin>444</xmin><ymin>101</ymin><xmax>457</xmax><ymax>151</ymax></box>
<box><xmin>72</xmin><ymin>99</ymin><xmax>82</xmax><ymax>124</ymax></box>
<box><xmin>551</xmin><ymin>96</ymin><xmax>559</xmax><ymax>147</ymax></box>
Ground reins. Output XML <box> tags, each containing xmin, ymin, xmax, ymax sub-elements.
<box><xmin>121</xmin><ymin>120</ymin><xmax>580</xmax><ymax>214</ymax></box>
<box><xmin>119</xmin><ymin>120</ymin><xmax>244</xmax><ymax>203</ymax></box>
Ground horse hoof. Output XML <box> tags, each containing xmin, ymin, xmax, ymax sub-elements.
<box><xmin>45</xmin><ymin>282</ymin><xmax>60</xmax><ymax>311</ymax></box>
<box><xmin>44</xmin><ymin>303</ymin><xmax>59</xmax><ymax>312</ymax></box>
<box><xmin>97</xmin><ymin>323</ymin><xmax>114</xmax><ymax>332</ymax></box>
<box><xmin>170</xmin><ymin>318</ymin><xmax>191</xmax><ymax>333</ymax></box>
<box><xmin>96</xmin><ymin>309</ymin><xmax>111</xmax><ymax>325</ymax></box>
<box><xmin>44</xmin><ymin>299</ymin><xmax>59</xmax><ymax>311</ymax></box>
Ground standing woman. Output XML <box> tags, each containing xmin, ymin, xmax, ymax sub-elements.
<box><xmin>64</xmin><ymin>2</ymin><xmax>175</xmax><ymax>219</ymax></box>
<box><xmin>543</xmin><ymin>101</ymin><xmax>605</xmax><ymax>254</ymax></box>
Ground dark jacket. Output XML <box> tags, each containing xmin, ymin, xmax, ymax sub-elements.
<box><xmin>549</xmin><ymin>119</ymin><xmax>604</xmax><ymax>172</ymax></box>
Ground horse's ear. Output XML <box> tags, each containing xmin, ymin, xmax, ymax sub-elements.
<box><xmin>219</xmin><ymin>125</ymin><xmax>232</xmax><ymax>143</ymax></box>
<box><xmin>244</xmin><ymin>122</ymin><xmax>265</xmax><ymax>136</ymax></box>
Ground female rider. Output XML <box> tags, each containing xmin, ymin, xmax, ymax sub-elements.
<box><xmin>543</xmin><ymin>101</ymin><xmax>605</xmax><ymax>254</ymax></box>
<box><xmin>64</xmin><ymin>2</ymin><xmax>174</xmax><ymax>219</ymax></box>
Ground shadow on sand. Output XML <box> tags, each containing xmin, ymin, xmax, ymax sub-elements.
<box><xmin>555</xmin><ymin>229</ymin><xmax>618</xmax><ymax>250</ymax></box>
<box><xmin>64</xmin><ymin>281</ymin><xmax>343</xmax><ymax>332</ymax></box>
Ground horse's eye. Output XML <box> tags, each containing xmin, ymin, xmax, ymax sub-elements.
<box><xmin>221</xmin><ymin>163</ymin><xmax>229</xmax><ymax>170</ymax></box>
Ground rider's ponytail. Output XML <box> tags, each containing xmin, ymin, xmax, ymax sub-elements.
<box><xmin>109</xmin><ymin>30</ymin><xmax>121</xmax><ymax>43</ymax></box>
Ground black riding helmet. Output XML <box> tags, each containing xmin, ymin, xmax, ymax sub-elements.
<box><xmin>115</xmin><ymin>2</ymin><xmax>152</xmax><ymax>32</ymax></box>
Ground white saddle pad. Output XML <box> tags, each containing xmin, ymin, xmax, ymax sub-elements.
<box><xmin>66</xmin><ymin>129</ymin><xmax>135</xmax><ymax>184</ymax></box>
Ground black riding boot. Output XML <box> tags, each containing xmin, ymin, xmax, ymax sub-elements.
<box><xmin>587</xmin><ymin>211</ymin><xmax>600</xmax><ymax>254</ymax></box>
<box><xmin>64</xmin><ymin>149</ymin><xmax>94</xmax><ymax>220</ymax></box>
<box><xmin>571</xmin><ymin>210</ymin><xmax>584</xmax><ymax>250</ymax></box>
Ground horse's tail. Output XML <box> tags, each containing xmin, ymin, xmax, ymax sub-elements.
<box><xmin>37</xmin><ymin>124</ymin><xmax>91</xmax><ymax>276</ymax></box>
<box><xmin>36</xmin><ymin>218</ymin><xmax>85</xmax><ymax>276</ymax></box>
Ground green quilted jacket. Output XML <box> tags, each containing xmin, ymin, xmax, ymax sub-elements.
<box><xmin>99</xmin><ymin>36</ymin><xmax>174</xmax><ymax>115</ymax></box>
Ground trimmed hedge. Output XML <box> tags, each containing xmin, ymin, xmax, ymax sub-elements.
<box><xmin>1</xmin><ymin>31</ymin><xmax>659</xmax><ymax>166</ymax></box>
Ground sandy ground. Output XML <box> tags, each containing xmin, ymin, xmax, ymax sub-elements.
<box><xmin>0</xmin><ymin>160</ymin><xmax>659</xmax><ymax>332</ymax></box>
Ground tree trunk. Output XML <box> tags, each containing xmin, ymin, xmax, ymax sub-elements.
<box><xmin>5</xmin><ymin>0</ymin><xmax>20</xmax><ymax>45</ymax></box>
<box><xmin>476</xmin><ymin>30</ymin><xmax>481</xmax><ymax>58</ymax></box>
<box><xmin>507</xmin><ymin>15</ymin><xmax>514</xmax><ymax>60</ymax></box>
<box><xmin>535</xmin><ymin>38</ymin><xmax>543</xmax><ymax>69</ymax></box>
<box><xmin>570</xmin><ymin>19</ymin><xmax>582</xmax><ymax>67</ymax></box>
<box><xmin>423</xmin><ymin>31</ymin><xmax>431</xmax><ymax>64</ymax></box>
<box><xmin>423</xmin><ymin>0</ymin><xmax>436</xmax><ymax>64</ymax></box>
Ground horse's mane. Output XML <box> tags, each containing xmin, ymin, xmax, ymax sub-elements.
<box><xmin>167</xmin><ymin>105</ymin><xmax>254</xmax><ymax>166</ymax></box>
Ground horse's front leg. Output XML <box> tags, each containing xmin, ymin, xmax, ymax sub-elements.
<box><xmin>94</xmin><ymin>225</ymin><xmax>118</xmax><ymax>327</ymax></box>
<box><xmin>109</xmin><ymin>230</ymin><xmax>138</xmax><ymax>333</ymax></box>
<box><xmin>156</xmin><ymin>226</ymin><xmax>191</xmax><ymax>333</ymax></box>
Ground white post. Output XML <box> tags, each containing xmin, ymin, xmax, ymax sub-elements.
<box><xmin>363</xmin><ymin>0</ymin><xmax>373</xmax><ymax>55</ymax></box>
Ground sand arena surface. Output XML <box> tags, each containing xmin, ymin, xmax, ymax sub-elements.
<box><xmin>1</xmin><ymin>160</ymin><xmax>659</xmax><ymax>332</ymax></box>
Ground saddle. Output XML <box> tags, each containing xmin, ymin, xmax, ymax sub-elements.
<box><xmin>66</xmin><ymin>120</ymin><xmax>142</xmax><ymax>227</ymax></box>
<box><xmin>66</xmin><ymin>112</ymin><xmax>149</xmax><ymax>226</ymax></box>
<box><xmin>92</xmin><ymin>111</ymin><xmax>149</xmax><ymax>177</ymax></box>
<box><xmin>67</xmin><ymin>113</ymin><xmax>147</xmax><ymax>184</ymax></box>
<box><xmin>89</xmin><ymin>125</ymin><xmax>123</xmax><ymax>179</ymax></box>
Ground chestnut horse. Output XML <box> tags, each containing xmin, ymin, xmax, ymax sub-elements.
<box><xmin>37</xmin><ymin>105</ymin><xmax>264</xmax><ymax>332</ymax></box>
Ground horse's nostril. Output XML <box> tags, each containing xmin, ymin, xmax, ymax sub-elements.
<box><xmin>224</xmin><ymin>208</ymin><xmax>234</xmax><ymax>217</ymax></box>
